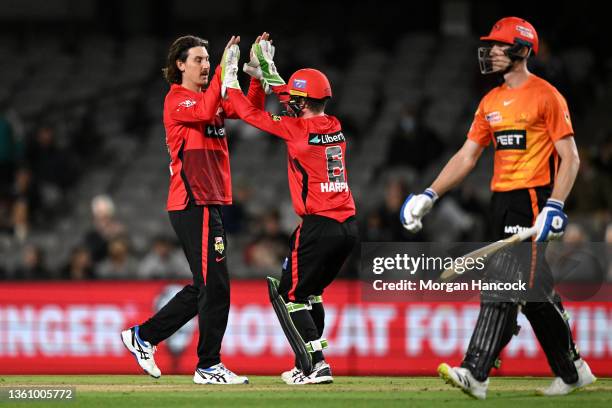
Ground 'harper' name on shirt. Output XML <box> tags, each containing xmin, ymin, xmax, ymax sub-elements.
<box><xmin>320</xmin><ymin>182</ymin><xmax>349</xmax><ymax>192</ymax></box>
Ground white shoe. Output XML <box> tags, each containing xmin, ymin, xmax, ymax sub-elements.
<box><xmin>281</xmin><ymin>367</ymin><xmax>301</xmax><ymax>383</ymax></box>
<box><xmin>538</xmin><ymin>359</ymin><xmax>597</xmax><ymax>396</ymax></box>
<box><xmin>437</xmin><ymin>363</ymin><xmax>488</xmax><ymax>400</ymax></box>
<box><xmin>193</xmin><ymin>363</ymin><xmax>249</xmax><ymax>385</ymax></box>
<box><xmin>284</xmin><ymin>361</ymin><xmax>333</xmax><ymax>385</ymax></box>
<box><xmin>121</xmin><ymin>326</ymin><xmax>161</xmax><ymax>378</ymax></box>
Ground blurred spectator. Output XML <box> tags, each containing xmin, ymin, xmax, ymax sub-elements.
<box><xmin>95</xmin><ymin>237</ymin><xmax>138</xmax><ymax>279</ymax></box>
<box><xmin>592</xmin><ymin>132</ymin><xmax>612</xmax><ymax>176</ymax></box>
<box><xmin>26</xmin><ymin>126</ymin><xmax>72</xmax><ymax>186</ymax></box>
<box><xmin>12</xmin><ymin>167</ymin><xmax>41</xmax><ymax>223</ymax></box>
<box><xmin>363</xmin><ymin>179</ymin><xmax>424</xmax><ymax>242</ymax></box>
<box><xmin>385</xmin><ymin>102</ymin><xmax>444</xmax><ymax>172</ymax></box>
<box><xmin>11</xmin><ymin>199</ymin><xmax>30</xmax><ymax>243</ymax></box>
<box><xmin>548</xmin><ymin>223</ymin><xmax>604</xmax><ymax>283</ymax></box>
<box><xmin>0</xmin><ymin>195</ymin><xmax>13</xmax><ymax>235</ymax></box>
<box><xmin>528</xmin><ymin>39</ymin><xmax>570</xmax><ymax>97</ymax></box>
<box><xmin>84</xmin><ymin>194</ymin><xmax>127</xmax><ymax>262</ymax></box>
<box><xmin>222</xmin><ymin>181</ymin><xmax>251</xmax><ymax>235</ymax></box>
<box><xmin>60</xmin><ymin>246</ymin><xmax>94</xmax><ymax>280</ymax></box>
<box><xmin>138</xmin><ymin>236</ymin><xmax>190</xmax><ymax>279</ymax></box>
<box><xmin>244</xmin><ymin>210</ymin><xmax>289</xmax><ymax>270</ymax></box>
<box><xmin>0</xmin><ymin>112</ymin><xmax>21</xmax><ymax>190</ymax></box>
<box><xmin>13</xmin><ymin>244</ymin><xmax>50</xmax><ymax>280</ymax></box>
<box><xmin>565</xmin><ymin>148</ymin><xmax>611</xmax><ymax>217</ymax></box>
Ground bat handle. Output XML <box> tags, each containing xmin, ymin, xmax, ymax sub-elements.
<box><xmin>516</xmin><ymin>226</ymin><xmax>537</xmax><ymax>242</ymax></box>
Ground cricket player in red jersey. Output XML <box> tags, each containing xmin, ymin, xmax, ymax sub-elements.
<box><xmin>121</xmin><ymin>34</ymin><xmax>268</xmax><ymax>385</ymax></box>
<box><xmin>399</xmin><ymin>18</ymin><xmax>595</xmax><ymax>398</ymax></box>
<box><xmin>221</xmin><ymin>39</ymin><xmax>358</xmax><ymax>384</ymax></box>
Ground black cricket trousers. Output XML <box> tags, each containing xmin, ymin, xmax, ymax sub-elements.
<box><xmin>138</xmin><ymin>204</ymin><xmax>230</xmax><ymax>369</ymax></box>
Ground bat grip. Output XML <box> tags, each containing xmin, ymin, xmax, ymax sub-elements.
<box><xmin>516</xmin><ymin>226</ymin><xmax>537</xmax><ymax>242</ymax></box>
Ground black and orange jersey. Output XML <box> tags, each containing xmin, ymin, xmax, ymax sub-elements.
<box><xmin>467</xmin><ymin>74</ymin><xmax>573</xmax><ymax>192</ymax></box>
<box><xmin>226</xmin><ymin>88</ymin><xmax>356</xmax><ymax>223</ymax></box>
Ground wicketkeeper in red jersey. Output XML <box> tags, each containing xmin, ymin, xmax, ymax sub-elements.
<box><xmin>121</xmin><ymin>34</ymin><xmax>269</xmax><ymax>385</ymax></box>
<box><xmin>221</xmin><ymin>39</ymin><xmax>358</xmax><ymax>384</ymax></box>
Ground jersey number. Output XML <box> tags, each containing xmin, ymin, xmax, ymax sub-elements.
<box><xmin>325</xmin><ymin>146</ymin><xmax>345</xmax><ymax>183</ymax></box>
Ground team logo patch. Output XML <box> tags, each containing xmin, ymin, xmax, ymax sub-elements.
<box><xmin>515</xmin><ymin>112</ymin><xmax>530</xmax><ymax>124</ymax></box>
<box><xmin>271</xmin><ymin>114</ymin><xmax>282</xmax><ymax>122</ymax></box>
<box><xmin>564</xmin><ymin>111</ymin><xmax>571</xmax><ymax>124</ymax></box>
<box><xmin>214</xmin><ymin>237</ymin><xmax>225</xmax><ymax>254</ymax></box>
<box><xmin>494</xmin><ymin>129</ymin><xmax>527</xmax><ymax>150</ymax></box>
<box><xmin>308</xmin><ymin>131</ymin><xmax>346</xmax><ymax>145</ymax></box>
<box><xmin>293</xmin><ymin>79</ymin><xmax>307</xmax><ymax>89</ymax></box>
<box><xmin>485</xmin><ymin>111</ymin><xmax>502</xmax><ymax>124</ymax></box>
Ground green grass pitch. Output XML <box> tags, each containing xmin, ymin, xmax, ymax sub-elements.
<box><xmin>1</xmin><ymin>375</ymin><xmax>610</xmax><ymax>407</ymax></box>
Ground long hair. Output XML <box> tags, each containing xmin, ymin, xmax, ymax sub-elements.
<box><xmin>162</xmin><ymin>35</ymin><xmax>209</xmax><ymax>85</ymax></box>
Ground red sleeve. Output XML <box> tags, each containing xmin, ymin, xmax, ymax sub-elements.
<box><xmin>227</xmin><ymin>88</ymin><xmax>296</xmax><ymax>140</ymax></box>
<box><xmin>466</xmin><ymin>98</ymin><xmax>492</xmax><ymax>147</ymax></box>
<box><xmin>543</xmin><ymin>89</ymin><xmax>574</xmax><ymax>142</ymax></box>
<box><xmin>167</xmin><ymin>68</ymin><xmax>221</xmax><ymax>123</ymax></box>
<box><xmin>271</xmin><ymin>84</ymin><xmax>290</xmax><ymax>104</ymax></box>
<box><xmin>221</xmin><ymin>77</ymin><xmax>266</xmax><ymax>119</ymax></box>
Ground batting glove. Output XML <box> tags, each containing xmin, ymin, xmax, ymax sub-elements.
<box><xmin>221</xmin><ymin>44</ymin><xmax>241</xmax><ymax>99</ymax></box>
<box><xmin>254</xmin><ymin>40</ymin><xmax>285</xmax><ymax>87</ymax></box>
<box><xmin>534</xmin><ymin>199</ymin><xmax>568</xmax><ymax>242</ymax></box>
<box><xmin>400</xmin><ymin>188</ymin><xmax>438</xmax><ymax>233</ymax></box>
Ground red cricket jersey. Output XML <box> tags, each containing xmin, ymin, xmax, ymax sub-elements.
<box><xmin>227</xmin><ymin>88</ymin><xmax>356</xmax><ymax>222</ymax></box>
<box><xmin>163</xmin><ymin>70</ymin><xmax>265</xmax><ymax>210</ymax></box>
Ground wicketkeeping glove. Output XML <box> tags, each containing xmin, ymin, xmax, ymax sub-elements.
<box><xmin>534</xmin><ymin>199</ymin><xmax>568</xmax><ymax>242</ymax></box>
<box><xmin>400</xmin><ymin>188</ymin><xmax>438</xmax><ymax>233</ymax></box>
<box><xmin>242</xmin><ymin>43</ymin><xmax>272</xmax><ymax>94</ymax></box>
<box><xmin>254</xmin><ymin>40</ymin><xmax>285</xmax><ymax>87</ymax></box>
<box><xmin>221</xmin><ymin>44</ymin><xmax>241</xmax><ymax>99</ymax></box>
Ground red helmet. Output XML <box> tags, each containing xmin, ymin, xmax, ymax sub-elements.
<box><xmin>480</xmin><ymin>17</ymin><xmax>539</xmax><ymax>55</ymax></box>
<box><xmin>287</xmin><ymin>68</ymin><xmax>332</xmax><ymax>99</ymax></box>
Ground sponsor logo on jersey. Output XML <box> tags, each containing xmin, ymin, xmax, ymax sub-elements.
<box><xmin>308</xmin><ymin>131</ymin><xmax>345</xmax><ymax>145</ymax></box>
<box><xmin>494</xmin><ymin>129</ymin><xmax>526</xmax><ymax>150</ymax></box>
<box><xmin>206</xmin><ymin>125</ymin><xmax>226</xmax><ymax>138</ymax></box>
<box><xmin>214</xmin><ymin>237</ymin><xmax>225</xmax><ymax>254</ymax></box>
<box><xmin>320</xmin><ymin>182</ymin><xmax>349</xmax><ymax>192</ymax></box>
<box><xmin>485</xmin><ymin>111</ymin><xmax>502</xmax><ymax>124</ymax></box>
<box><xmin>293</xmin><ymin>79</ymin><xmax>307</xmax><ymax>89</ymax></box>
<box><xmin>504</xmin><ymin>225</ymin><xmax>529</xmax><ymax>235</ymax></box>
<box><xmin>177</xmin><ymin>99</ymin><xmax>197</xmax><ymax>109</ymax></box>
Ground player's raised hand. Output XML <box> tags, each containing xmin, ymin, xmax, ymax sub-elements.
<box><xmin>224</xmin><ymin>35</ymin><xmax>240</xmax><ymax>49</ymax></box>
<box><xmin>221</xmin><ymin>35</ymin><xmax>241</xmax><ymax>98</ymax></box>
<box><xmin>400</xmin><ymin>188</ymin><xmax>438</xmax><ymax>233</ymax></box>
<box><xmin>243</xmin><ymin>32</ymin><xmax>267</xmax><ymax>79</ymax></box>
<box><xmin>254</xmin><ymin>37</ymin><xmax>285</xmax><ymax>87</ymax></box>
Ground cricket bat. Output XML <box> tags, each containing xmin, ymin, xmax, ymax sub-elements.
<box><xmin>439</xmin><ymin>226</ymin><xmax>537</xmax><ymax>282</ymax></box>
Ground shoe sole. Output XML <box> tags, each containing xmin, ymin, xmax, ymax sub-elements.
<box><xmin>193</xmin><ymin>376</ymin><xmax>249</xmax><ymax>385</ymax></box>
<box><xmin>437</xmin><ymin>363</ymin><xmax>480</xmax><ymax>400</ymax></box>
<box><xmin>284</xmin><ymin>376</ymin><xmax>334</xmax><ymax>385</ymax></box>
<box><xmin>120</xmin><ymin>331</ymin><xmax>160</xmax><ymax>379</ymax></box>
